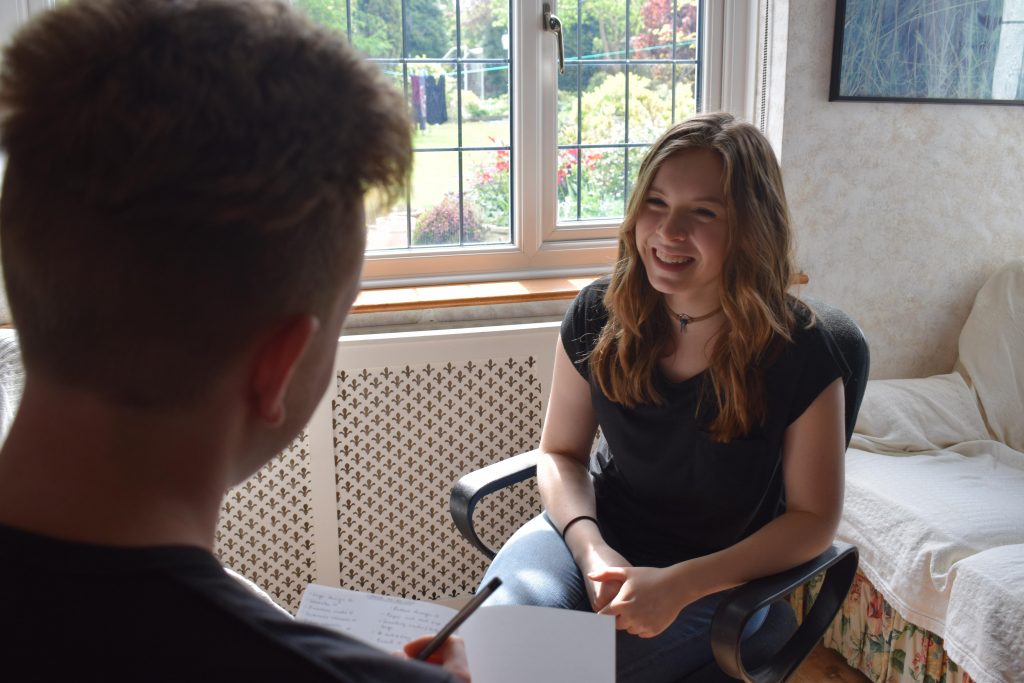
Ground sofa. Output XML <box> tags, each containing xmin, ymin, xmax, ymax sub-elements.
<box><xmin>793</xmin><ymin>261</ymin><xmax>1024</xmax><ymax>683</ymax></box>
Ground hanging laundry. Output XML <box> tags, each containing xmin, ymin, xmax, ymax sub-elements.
<box><xmin>435</xmin><ymin>74</ymin><xmax>448</xmax><ymax>124</ymax></box>
<box><xmin>424</xmin><ymin>75</ymin><xmax>448</xmax><ymax>125</ymax></box>
<box><xmin>410</xmin><ymin>75</ymin><xmax>427</xmax><ymax>130</ymax></box>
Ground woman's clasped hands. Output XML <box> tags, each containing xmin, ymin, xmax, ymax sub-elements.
<box><xmin>588</xmin><ymin>563</ymin><xmax>696</xmax><ymax>639</ymax></box>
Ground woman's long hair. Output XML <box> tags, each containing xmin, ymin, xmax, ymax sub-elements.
<box><xmin>589</xmin><ymin>113</ymin><xmax>797</xmax><ymax>442</ymax></box>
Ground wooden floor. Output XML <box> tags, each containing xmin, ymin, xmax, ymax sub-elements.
<box><xmin>790</xmin><ymin>644</ymin><xmax>871</xmax><ymax>682</ymax></box>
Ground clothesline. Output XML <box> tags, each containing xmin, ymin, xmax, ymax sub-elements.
<box><xmin>378</xmin><ymin>38</ymin><xmax>696</xmax><ymax>79</ymax></box>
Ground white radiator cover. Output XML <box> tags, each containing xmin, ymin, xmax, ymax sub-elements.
<box><xmin>215</xmin><ymin>322</ymin><xmax>560</xmax><ymax>612</ymax></box>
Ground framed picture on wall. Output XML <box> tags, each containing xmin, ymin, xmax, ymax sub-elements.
<box><xmin>830</xmin><ymin>0</ymin><xmax>1024</xmax><ymax>105</ymax></box>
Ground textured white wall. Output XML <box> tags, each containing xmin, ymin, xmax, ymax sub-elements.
<box><xmin>776</xmin><ymin>1</ymin><xmax>1024</xmax><ymax>379</ymax></box>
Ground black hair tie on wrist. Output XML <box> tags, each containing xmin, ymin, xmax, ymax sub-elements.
<box><xmin>560</xmin><ymin>515</ymin><xmax>599</xmax><ymax>541</ymax></box>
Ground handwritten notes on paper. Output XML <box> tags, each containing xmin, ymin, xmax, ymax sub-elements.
<box><xmin>298</xmin><ymin>584</ymin><xmax>454</xmax><ymax>651</ymax></box>
<box><xmin>297</xmin><ymin>583</ymin><xmax>615</xmax><ymax>683</ymax></box>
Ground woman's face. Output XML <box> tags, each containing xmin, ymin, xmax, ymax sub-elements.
<box><xmin>634</xmin><ymin>147</ymin><xmax>729</xmax><ymax>309</ymax></box>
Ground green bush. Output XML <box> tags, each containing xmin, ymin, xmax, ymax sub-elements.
<box><xmin>412</xmin><ymin>193</ymin><xmax>486</xmax><ymax>246</ymax></box>
<box><xmin>462</xmin><ymin>90</ymin><xmax>510</xmax><ymax>121</ymax></box>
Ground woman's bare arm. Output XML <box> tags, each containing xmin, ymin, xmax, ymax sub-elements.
<box><xmin>537</xmin><ymin>337</ymin><xmax>599</xmax><ymax>530</ymax></box>
<box><xmin>537</xmin><ymin>337</ymin><xmax>631</xmax><ymax>609</ymax></box>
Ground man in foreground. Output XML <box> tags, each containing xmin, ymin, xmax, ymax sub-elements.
<box><xmin>0</xmin><ymin>1</ymin><xmax>467</xmax><ymax>680</ymax></box>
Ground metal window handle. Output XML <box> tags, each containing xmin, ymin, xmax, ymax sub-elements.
<box><xmin>542</xmin><ymin>3</ymin><xmax>564</xmax><ymax>74</ymax></box>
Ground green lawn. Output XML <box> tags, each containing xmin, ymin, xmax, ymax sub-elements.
<box><xmin>410</xmin><ymin>119</ymin><xmax>509</xmax><ymax>206</ymax></box>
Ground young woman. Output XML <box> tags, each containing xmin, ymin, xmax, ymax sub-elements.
<box><xmin>479</xmin><ymin>113</ymin><xmax>848</xmax><ymax>681</ymax></box>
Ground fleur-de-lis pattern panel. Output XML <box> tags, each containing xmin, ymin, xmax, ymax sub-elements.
<box><xmin>214</xmin><ymin>434</ymin><xmax>315</xmax><ymax>614</ymax></box>
<box><xmin>333</xmin><ymin>357</ymin><xmax>544</xmax><ymax>600</ymax></box>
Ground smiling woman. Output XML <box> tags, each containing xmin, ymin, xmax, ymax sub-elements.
<box><xmin>635</xmin><ymin>147</ymin><xmax>729</xmax><ymax>317</ymax></box>
<box><xmin>475</xmin><ymin>113</ymin><xmax>848</xmax><ymax>682</ymax></box>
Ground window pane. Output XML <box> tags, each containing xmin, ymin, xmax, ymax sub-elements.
<box><xmin>675</xmin><ymin>1</ymin><xmax>699</xmax><ymax>61</ymax></box>
<box><xmin>580</xmin><ymin>65</ymin><xmax>627</xmax><ymax>146</ymax></box>
<box><xmin>298</xmin><ymin>0</ymin><xmax>513</xmax><ymax>253</ymax></box>
<box><xmin>559</xmin><ymin>1</ymin><xmax>579</xmax><ymax>61</ymax></box>
<box><xmin>558</xmin><ymin>0</ymin><xmax>702</xmax><ymax>227</ymax></box>
<box><xmin>627</xmin><ymin>145</ymin><xmax>648</xmax><ymax>195</ymax></box>
<box><xmin>673</xmin><ymin>63</ymin><xmax>698</xmax><ymax>123</ymax></box>
<box><xmin>461</xmin><ymin>0</ymin><xmax>509</xmax><ymax>60</ymax></box>
<box><xmin>352</xmin><ymin>0</ymin><xmax>402</xmax><ymax>59</ymax></box>
<box><xmin>630</xmin><ymin>0</ymin><xmax>671</xmax><ymax>59</ymax></box>
<box><xmin>461</xmin><ymin>64</ymin><xmax>510</xmax><ymax>150</ymax></box>
<box><xmin>405</xmin><ymin>0</ymin><xmax>455</xmax><ymax>59</ymax></box>
<box><xmin>366</xmin><ymin>195</ymin><xmax>411</xmax><ymax>250</ymax></box>
<box><xmin>465</xmin><ymin>150</ymin><xmax>511</xmax><ymax>244</ymax></box>
<box><xmin>628</xmin><ymin>65</ymin><xmax>674</xmax><ymax>143</ymax></box>
<box><xmin>580</xmin><ymin>146</ymin><xmax>625</xmax><ymax>220</ymax></box>
<box><xmin>579</xmin><ymin>0</ymin><xmax>627</xmax><ymax>62</ymax></box>
<box><xmin>630</xmin><ymin>0</ymin><xmax>698</xmax><ymax>60</ymax></box>
<box><xmin>558</xmin><ymin>65</ymin><xmax>581</xmax><ymax>147</ymax></box>
<box><xmin>411</xmin><ymin>151</ymin><xmax>461</xmax><ymax>247</ymax></box>
<box><xmin>556</xmin><ymin>147</ymin><xmax>581</xmax><ymax>223</ymax></box>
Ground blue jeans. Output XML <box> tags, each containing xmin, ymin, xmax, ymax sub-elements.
<box><xmin>480</xmin><ymin>513</ymin><xmax>768</xmax><ymax>683</ymax></box>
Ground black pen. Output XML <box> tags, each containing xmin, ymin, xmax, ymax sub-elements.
<box><xmin>414</xmin><ymin>576</ymin><xmax>502</xmax><ymax>661</ymax></box>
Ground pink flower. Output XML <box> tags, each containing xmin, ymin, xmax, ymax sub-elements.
<box><xmin>849</xmin><ymin>578</ymin><xmax>862</xmax><ymax>602</ymax></box>
<box><xmin>866</xmin><ymin>591</ymin><xmax>884</xmax><ymax>619</ymax></box>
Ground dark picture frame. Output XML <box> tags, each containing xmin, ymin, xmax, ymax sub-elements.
<box><xmin>830</xmin><ymin>0</ymin><xmax>1024</xmax><ymax>105</ymax></box>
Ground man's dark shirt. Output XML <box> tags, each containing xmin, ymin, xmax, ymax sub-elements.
<box><xmin>0</xmin><ymin>523</ymin><xmax>455</xmax><ymax>682</ymax></box>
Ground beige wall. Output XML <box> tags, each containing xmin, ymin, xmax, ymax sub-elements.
<box><xmin>773</xmin><ymin>0</ymin><xmax>1024</xmax><ymax>379</ymax></box>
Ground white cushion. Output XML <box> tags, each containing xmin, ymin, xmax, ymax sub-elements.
<box><xmin>838</xmin><ymin>442</ymin><xmax>1024</xmax><ymax>641</ymax></box>
<box><xmin>957</xmin><ymin>260</ymin><xmax>1024</xmax><ymax>452</ymax></box>
<box><xmin>852</xmin><ymin>373</ymin><xmax>988</xmax><ymax>453</ymax></box>
<box><xmin>945</xmin><ymin>545</ymin><xmax>1024</xmax><ymax>683</ymax></box>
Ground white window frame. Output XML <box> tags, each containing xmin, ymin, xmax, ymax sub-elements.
<box><xmin>362</xmin><ymin>0</ymin><xmax>759</xmax><ymax>288</ymax></box>
<box><xmin>10</xmin><ymin>1</ymin><xmax>759</xmax><ymax>289</ymax></box>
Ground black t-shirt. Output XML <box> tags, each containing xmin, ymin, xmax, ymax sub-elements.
<box><xmin>0</xmin><ymin>523</ymin><xmax>455</xmax><ymax>682</ymax></box>
<box><xmin>561</xmin><ymin>278</ymin><xmax>848</xmax><ymax>567</ymax></box>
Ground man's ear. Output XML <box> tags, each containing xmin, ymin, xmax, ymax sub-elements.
<box><xmin>250</xmin><ymin>314</ymin><xmax>320</xmax><ymax>426</ymax></box>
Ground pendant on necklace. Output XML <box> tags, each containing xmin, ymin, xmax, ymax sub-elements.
<box><xmin>678</xmin><ymin>314</ymin><xmax>690</xmax><ymax>332</ymax></box>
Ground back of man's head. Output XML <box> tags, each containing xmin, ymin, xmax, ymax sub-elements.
<box><xmin>0</xmin><ymin>0</ymin><xmax>411</xmax><ymax>407</ymax></box>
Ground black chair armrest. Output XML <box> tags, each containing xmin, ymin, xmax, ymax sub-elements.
<box><xmin>710</xmin><ymin>541</ymin><xmax>858</xmax><ymax>683</ymax></box>
<box><xmin>450</xmin><ymin>449</ymin><xmax>541</xmax><ymax>559</ymax></box>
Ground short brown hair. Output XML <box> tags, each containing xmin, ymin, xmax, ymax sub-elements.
<box><xmin>0</xmin><ymin>0</ymin><xmax>411</xmax><ymax>406</ymax></box>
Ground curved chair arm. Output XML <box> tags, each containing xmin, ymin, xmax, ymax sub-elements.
<box><xmin>709</xmin><ymin>542</ymin><xmax>859</xmax><ymax>683</ymax></box>
<box><xmin>450</xmin><ymin>449</ymin><xmax>541</xmax><ymax>559</ymax></box>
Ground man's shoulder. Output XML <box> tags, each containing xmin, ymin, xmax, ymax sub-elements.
<box><xmin>0</xmin><ymin>526</ymin><xmax>452</xmax><ymax>682</ymax></box>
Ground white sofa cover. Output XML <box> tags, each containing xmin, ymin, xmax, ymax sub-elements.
<box><xmin>838</xmin><ymin>261</ymin><xmax>1024</xmax><ymax>683</ymax></box>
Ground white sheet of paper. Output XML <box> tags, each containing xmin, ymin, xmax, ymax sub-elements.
<box><xmin>459</xmin><ymin>605</ymin><xmax>615</xmax><ymax>683</ymax></box>
<box><xmin>297</xmin><ymin>584</ymin><xmax>615</xmax><ymax>683</ymax></box>
<box><xmin>297</xmin><ymin>584</ymin><xmax>455</xmax><ymax>651</ymax></box>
